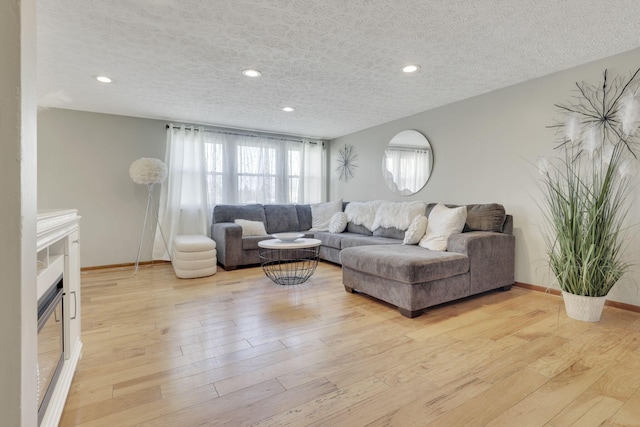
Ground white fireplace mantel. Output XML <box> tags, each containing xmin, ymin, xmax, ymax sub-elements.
<box><xmin>37</xmin><ymin>209</ymin><xmax>82</xmax><ymax>427</ymax></box>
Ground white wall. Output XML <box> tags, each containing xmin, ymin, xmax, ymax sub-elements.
<box><xmin>0</xmin><ymin>0</ymin><xmax>38</xmax><ymax>425</ymax></box>
<box><xmin>330</xmin><ymin>48</ymin><xmax>640</xmax><ymax>306</ymax></box>
<box><xmin>38</xmin><ymin>109</ymin><xmax>166</xmax><ymax>267</ymax></box>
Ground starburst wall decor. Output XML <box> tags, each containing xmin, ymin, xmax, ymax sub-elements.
<box><xmin>549</xmin><ymin>67</ymin><xmax>640</xmax><ymax>154</ymax></box>
<box><xmin>336</xmin><ymin>144</ymin><xmax>358</xmax><ymax>182</ymax></box>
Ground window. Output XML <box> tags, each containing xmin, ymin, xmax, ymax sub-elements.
<box><xmin>287</xmin><ymin>149</ymin><xmax>301</xmax><ymax>203</ymax></box>
<box><xmin>155</xmin><ymin>125</ymin><xmax>325</xmax><ymax>261</ymax></box>
<box><xmin>203</xmin><ymin>129</ymin><xmax>324</xmax><ymax>207</ymax></box>
<box><xmin>204</xmin><ymin>142</ymin><xmax>224</xmax><ymax>206</ymax></box>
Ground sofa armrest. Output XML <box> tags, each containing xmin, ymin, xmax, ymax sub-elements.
<box><xmin>447</xmin><ymin>231</ymin><xmax>515</xmax><ymax>292</ymax></box>
<box><xmin>211</xmin><ymin>222</ymin><xmax>243</xmax><ymax>270</ymax></box>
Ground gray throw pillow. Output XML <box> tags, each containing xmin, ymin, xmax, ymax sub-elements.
<box><xmin>464</xmin><ymin>204</ymin><xmax>506</xmax><ymax>232</ymax></box>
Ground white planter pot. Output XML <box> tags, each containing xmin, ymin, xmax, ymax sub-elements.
<box><xmin>562</xmin><ymin>291</ymin><xmax>607</xmax><ymax>322</ymax></box>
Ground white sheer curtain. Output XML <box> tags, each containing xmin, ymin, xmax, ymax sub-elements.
<box><xmin>153</xmin><ymin>125</ymin><xmax>209</xmax><ymax>260</ymax></box>
<box><xmin>384</xmin><ymin>148</ymin><xmax>431</xmax><ymax>194</ymax></box>
<box><xmin>300</xmin><ymin>140</ymin><xmax>324</xmax><ymax>203</ymax></box>
<box><xmin>153</xmin><ymin>126</ymin><xmax>325</xmax><ymax>260</ymax></box>
<box><xmin>413</xmin><ymin>149</ymin><xmax>430</xmax><ymax>190</ymax></box>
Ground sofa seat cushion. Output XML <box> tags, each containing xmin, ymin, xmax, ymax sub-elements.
<box><xmin>314</xmin><ymin>231</ymin><xmax>360</xmax><ymax>250</ymax></box>
<box><xmin>313</xmin><ymin>232</ymin><xmax>401</xmax><ymax>250</ymax></box>
<box><xmin>340</xmin><ymin>245</ymin><xmax>469</xmax><ymax>284</ymax></box>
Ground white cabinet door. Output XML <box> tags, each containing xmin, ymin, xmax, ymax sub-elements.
<box><xmin>65</xmin><ymin>229</ymin><xmax>81</xmax><ymax>358</ymax></box>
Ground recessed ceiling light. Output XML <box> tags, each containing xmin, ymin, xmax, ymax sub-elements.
<box><xmin>242</xmin><ymin>69</ymin><xmax>262</xmax><ymax>78</ymax></box>
<box><xmin>282</xmin><ymin>107</ymin><xmax>295</xmax><ymax>112</ymax></box>
<box><xmin>402</xmin><ymin>65</ymin><xmax>420</xmax><ymax>73</ymax></box>
<box><xmin>95</xmin><ymin>75</ymin><xmax>112</xmax><ymax>83</ymax></box>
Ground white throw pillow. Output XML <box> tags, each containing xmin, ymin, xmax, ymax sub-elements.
<box><xmin>403</xmin><ymin>215</ymin><xmax>428</xmax><ymax>245</ymax></box>
<box><xmin>310</xmin><ymin>199</ymin><xmax>343</xmax><ymax>231</ymax></box>
<box><xmin>328</xmin><ymin>212</ymin><xmax>348</xmax><ymax>233</ymax></box>
<box><xmin>418</xmin><ymin>204</ymin><xmax>467</xmax><ymax>251</ymax></box>
<box><xmin>234</xmin><ymin>219</ymin><xmax>267</xmax><ymax>237</ymax></box>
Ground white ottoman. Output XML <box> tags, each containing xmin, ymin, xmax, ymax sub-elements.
<box><xmin>172</xmin><ymin>235</ymin><xmax>217</xmax><ymax>279</ymax></box>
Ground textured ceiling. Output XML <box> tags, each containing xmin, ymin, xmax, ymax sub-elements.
<box><xmin>37</xmin><ymin>0</ymin><xmax>640</xmax><ymax>139</ymax></box>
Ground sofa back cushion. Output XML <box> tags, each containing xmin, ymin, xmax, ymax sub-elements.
<box><xmin>347</xmin><ymin>222</ymin><xmax>373</xmax><ymax>236</ymax></box>
<box><xmin>372</xmin><ymin>227</ymin><xmax>405</xmax><ymax>240</ymax></box>
<box><xmin>296</xmin><ymin>205</ymin><xmax>313</xmax><ymax>231</ymax></box>
<box><xmin>213</xmin><ymin>204</ymin><xmax>266</xmax><ymax>225</ymax></box>
<box><xmin>502</xmin><ymin>215</ymin><xmax>513</xmax><ymax>235</ymax></box>
<box><xmin>264</xmin><ymin>204</ymin><xmax>300</xmax><ymax>234</ymax></box>
<box><xmin>425</xmin><ymin>203</ymin><xmax>507</xmax><ymax>233</ymax></box>
<box><xmin>464</xmin><ymin>204</ymin><xmax>506</xmax><ymax>232</ymax></box>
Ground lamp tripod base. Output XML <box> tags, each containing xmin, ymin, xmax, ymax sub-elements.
<box><xmin>134</xmin><ymin>184</ymin><xmax>170</xmax><ymax>274</ymax></box>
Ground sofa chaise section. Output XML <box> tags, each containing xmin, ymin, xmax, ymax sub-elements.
<box><xmin>341</xmin><ymin>245</ymin><xmax>471</xmax><ymax>318</ymax></box>
<box><xmin>341</xmin><ymin>211</ymin><xmax>515</xmax><ymax>318</ymax></box>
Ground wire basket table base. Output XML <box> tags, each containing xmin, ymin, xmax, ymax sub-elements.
<box><xmin>259</xmin><ymin>247</ymin><xmax>320</xmax><ymax>285</ymax></box>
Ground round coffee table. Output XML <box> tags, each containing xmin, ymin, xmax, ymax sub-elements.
<box><xmin>258</xmin><ymin>238</ymin><xmax>321</xmax><ymax>285</ymax></box>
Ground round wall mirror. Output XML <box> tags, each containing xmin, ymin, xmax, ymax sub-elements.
<box><xmin>382</xmin><ymin>130</ymin><xmax>433</xmax><ymax>196</ymax></box>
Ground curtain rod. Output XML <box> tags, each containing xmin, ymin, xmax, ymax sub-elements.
<box><xmin>386</xmin><ymin>146</ymin><xmax>431</xmax><ymax>152</ymax></box>
<box><xmin>166</xmin><ymin>124</ymin><xmax>325</xmax><ymax>145</ymax></box>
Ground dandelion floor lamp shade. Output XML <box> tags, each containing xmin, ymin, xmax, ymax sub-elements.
<box><xmin>130</xmin><ymin>157</ymin><xmax>168</xmax><ymax>274</ymax></box>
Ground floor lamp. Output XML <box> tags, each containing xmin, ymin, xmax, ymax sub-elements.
<box><xmin>129</xmin><ymin>157</ymin><xmax>169</xmax><ymax>274</ymax></box>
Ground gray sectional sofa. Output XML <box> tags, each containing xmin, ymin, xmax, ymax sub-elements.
<box><xmin>211</xmin><ymin>202</ymin><xmax>515</xmax><ymax>318</ymax></box>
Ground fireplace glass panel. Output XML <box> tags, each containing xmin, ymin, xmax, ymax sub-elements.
<box><xmin>37</xmin><ymin>277</ymin><xmax>64</xmax><ymax>424</ymax></box>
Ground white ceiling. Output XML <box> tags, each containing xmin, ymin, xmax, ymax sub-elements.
<box><xmin>37</xmin><ymin>0</ymin><xmax>640</xmax><ymax>140</ymax></box>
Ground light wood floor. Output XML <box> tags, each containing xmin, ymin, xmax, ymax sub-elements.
<box><xmin>60</xmin><ymin>262</ymin><xmax>640</xmax><ymax>426</ymax></box>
